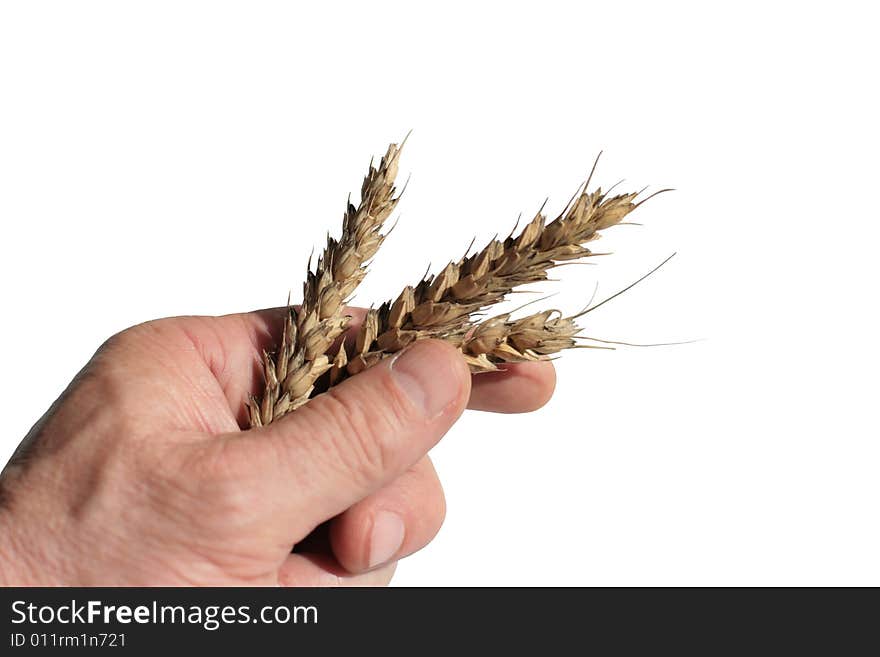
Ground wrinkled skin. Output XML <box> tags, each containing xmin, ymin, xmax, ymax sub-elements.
<box><xmin>0</xmin><ymin>308</ymin><xmax>555</xmax><ymax>586</ymax></box>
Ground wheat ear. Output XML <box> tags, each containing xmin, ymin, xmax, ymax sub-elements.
<box><xmin>247</xmin><ymin>141</ymin><xmax>403</xmax><ymax>427</ymax></box>
<box><xmin>456</xmin><ymin>309</ymin><xmax>585</xmax><ymax>371</ymax></box>
<box><xmin>454</xmin><ymin>250</ymin><xmax>676</xmax><ymax>370</ymax></box>
<box><xmin>339</xmin><ymin>174</ymin><xmax>659</xmax><ymax>378</ymax></box>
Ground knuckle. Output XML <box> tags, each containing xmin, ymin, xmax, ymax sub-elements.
<box><xmin>92</xmin><ymin>322</ymin><xmax>155</xmax><ymax>364</ymax></box>
<box><xmin>94</xmin><ymin>327</ymin><xmax>133</xmax><ymax>356</ymax></box>
<box><xmin>97</xmin><ymin>318</ymin><xmax>173</xmax><ymax>353</ymax></box>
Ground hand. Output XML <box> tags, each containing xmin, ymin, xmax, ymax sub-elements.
<box><xmin>0</xmin><ymin>307</ymin><xmax>555</xmax><ymax>586</ymax></box>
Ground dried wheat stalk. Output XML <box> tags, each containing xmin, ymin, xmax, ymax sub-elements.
<box><xmin>250</xmin><ymin>142</ymin><xmax>662</xmax><ymax>427</ymax></box>
<box><xmin>336</xmin><ymin>171</ymin><xmax>661</xmax><ymax>379</ymax></box>
<box><xmin>453</xmin><ymin>251</ymin><xmax>675</xmax><ymax>371</ymax></box>
<box><xmin>246</xmin><ymin>142</ymin><xmax>403</xmax><ymax>427</ymax></box>
<box><xmin>457</xmin><ymin>308</ymin><xmax>586</xmax><ymax>371</ymax></box>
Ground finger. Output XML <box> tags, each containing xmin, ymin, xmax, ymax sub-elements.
<box><xmin>224</xmin><ymin>339</ymin><xmax>470</xmax><ymax>543</ymax></box>
<box><xmin>278</xmin><ymin>553</ymin><xmax>397</xmax><ymax>587</ymax></box>
<box><xmin>467</xmin><ymin>361</ymin><xmax>557</xmax><ymax>413</ymax></box>
<box><xmin>133</xmin><ymin>308</ymin><xmax>289</xmax><ymax>429</ymax></box>
<box><xmin>328</xmin><ymin>456</ymin><xmax>445</xmax><ymax>573</ymax></box>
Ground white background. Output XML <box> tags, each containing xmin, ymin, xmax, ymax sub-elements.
<box><xmin>1</xmin><ymin>2</ymin><xmax>877</xmax><ymax>585</ymax></box>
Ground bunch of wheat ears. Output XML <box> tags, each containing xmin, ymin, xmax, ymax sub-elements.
<box><xmin>247</xmin><ymin>139</ymin><xmax>668</xmax><ymax>427</ymax></box>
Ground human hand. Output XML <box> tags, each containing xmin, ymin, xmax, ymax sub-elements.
<box><xmin>0</xmin><ymin>307</ymin><xmax>554</xmax><ymax>586</ymax></box>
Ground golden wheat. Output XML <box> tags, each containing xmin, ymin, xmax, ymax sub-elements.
<box><xmin>247</xmin><ymin>142</ymin><xmax>403</xmax><ymax>427</ymax></box>
<box><xmin>250</xmin><ymin>142</ymin><xmax>662</xmax><ymax>427</ymax></box>
<box><xmin>336</xmin><ymin>166</ymin><xmax>663</xmax><ymax>380</ymax></box>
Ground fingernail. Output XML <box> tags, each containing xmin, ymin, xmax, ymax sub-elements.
<box><xmin>390</xmin><ymin>341</ymin><xmax>461</xmax><ymax>418</ymax></box>
<box><xmin>368</xmin><ymin>510</ymin><xmax>405</xmax><ymax>569</ymax></box>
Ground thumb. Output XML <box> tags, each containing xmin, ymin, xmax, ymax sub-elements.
<box><xmin>235</xmin><ymin>339</ymin><xmax>470</xmax><ymax>541</ymax></box>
